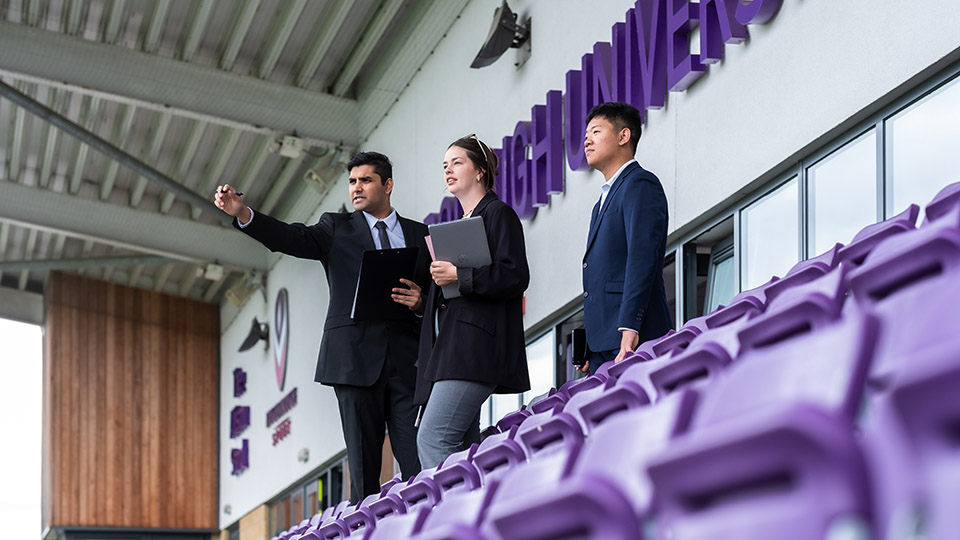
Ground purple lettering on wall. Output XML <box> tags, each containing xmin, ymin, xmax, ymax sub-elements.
<box><xmin>511</xmin><ymin>121</ymin><xmax>536</xmax><ymax>219</ymax></box>
<box><xmin>272</xmin><ymin>417</ymin><xmax>292</xmax><ymax>446</ymax></box>
<box><xmin>629</xmin><ymin>0</ymin><xmax>668</xmax><ymax>111</ymax></box>
<box><xmin>611</xmin><ymin>22</ymin><xmax>643</xmax><ymax>115</ymax></box>
<box><xmin>230</xmin><ymin>405</ymin><xmax>251</xmax><ymax>439</ymax></box>
<box><xmin>266</xmin><ymin>387</ymin><xmax>298</xmax><ymax>427</ymax></box>
<box><xmin>735</xmin><ymin>0</ymin><xmax>782</xmax><ymax>25</ymax></box>
<box><xmin>667</xmin><ymin>0</ymin><xmax>706</xmax><ymax>92</ymax></box>
<box><xmin>231</xmin><ymin>439</ymin><xmax>249</xmax><ymax>476</ymax></box>
<box><xmin>233</xmin><ymin>368</ymin><xmax>247</xmax><ymax>398</ymax></box>
<box><xmin>424</xmin><ymin>0</ymin><xmax>783</xmax><ymax>224</ymax></box>
<box><xmin>592</xmin><ymin>42</ymin><xmax>615</xmax><ymax>107</ymax></box>
<box><xmin>564</xmin><ymin>68</ymin><xmax>589</xmax><ymax>172</ymax></box>
<box><xmin>530</xmin><ymin>90</ymin><xmax>564</xmax><ymax>200</ymax></box>
<box><xmin>699</xmin><ymin>0</ymin><xmax>748</xmax><ymax>64</ymax></box>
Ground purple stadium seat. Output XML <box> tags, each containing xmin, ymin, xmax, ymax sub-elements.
<box><xmin>737</xmin><ymin>266</ymin><xmax>849</xmax><ymax>357</ymax></box>
<box><xmin>762</xmin><ymin>242</ymin><xmax>842</xmax><ymax>306</ymax></box>
<box><xmin>398</xmin><ymin>468</ymin><xmax>443</xmax><ymax>511</ymax></box>
<box><xmin>684</xmin><ymin>311</ymin><xmax>752</xmax><ymax>360</ymax></box>
<box><xmin>646</xmin><ymin>342</ymin><xmax>731</xmax><ymax>400</ymax></box>
<box><xmin>633</xmin><ymin>329</ymin><xmax>675</xmax><ymax>360</ymax></box>
<box><xmin>365</xmin><ymin>506</ymin><xmax>430</xmax><ymax>540</ymax></box>
<box><xmin>650</xmin><ymin>326</ymin><xmax>701</xmax><ymax>358</ymax></box>
<box><xmin>471</xmin><ymin>425</ymin><xmax>527</xmax><ymax>483</ymax></box>
<box><xmin>704</xmin><ymin>277</ymin><xmax>777</xmax><ymax>329</ymax></box>
<box><xmin>838</xmin><ymin>204</ymin><xmax>919</xmax><ymax>267</ymax></box>
<box><xmin>847</xmin><ymin>206</ymin><xmax>960</xmax><ymax>385</ymax></box>
<box><xmin>558</xmin><ymin>372</ymin><xmax>607</xmax><ymax>397</ymax></box>
<box><xmin>524</xmin><ymin>388</ymin><xmax>557</xmax><ymax>411</ymax></box>
<box><xmin>866</xmin><ymin>336</ymin><xmax>960</xmax><ymax>540</ymax></box>
<box><xmin>482</xmin><ymin>442</ymin><xmax>583</xmax><ymax>538</ymax></box>
<box><xmin>922</xmin><ymin>181</ymin><xmax>960</xmax><ymax>225</ymax></box>
<box><xmin>432</xmin><ymin>458</ymin><xmax>483</xmax><ymax>495</ymax></box>
<box><xmin>378</xmin><ymin>473</ymin><xmax>403</xmax><ymax>497</ymax></box>
<box><xmin>645</xmin><ymin>309</ymin><xmax>878</xmax><ymax>539</ymax></box>
<box><xmin>678</xmin><ymin>313</ymin><xmax>711</xmax><ymax>335</ymax></box>
<box><xmin>319</xmin><ymin>506</ymin><xmax>335</xmax><ymax>523</ymax></box>
<box><xmin>649</xmin><ymin>405</ymin><xmax>872</xmax><ymax>540</ymax></box>
<box><xmin>366</xmin><ymin>482</ymin><xmax>406</xmax><ymax>521</ymax></box>
<box><xmin>310</xmin><ymin>514</ymin><xmax>323</xmax><ymax>528</ymax></box>
<box><xmin>315</xmin><ymin>519</ymin><xmax>350</xmax><ymax>540</ymax></box>
<box><xmin>515</xmin><ymin>408</ymin><xmax>584</xmax><ymax>457</ymax></box>
<box><xmin>595</xmin><ymin>351</ymin><xmax>646</xmax><ymax>383</ymax></box>
<box><xmin>707</xmin><ymin>301</ymin><xmax>876</xmax><ymax>427</ymax></box>
<box><xmin>437</xmin><ymin>444</ymin><xmax>478</xmax><ymax>469</ymax></box>
<box><xmin>527</xmin><ymin>390</ymin><xmax>566</xmax><ymax>414</ymax></box>
<box><xmin>495</xmin><ymin>408</ymin><xmax>531</xmax><ymax>432</ymax></box>
<box><xmin>481</xmin><ymin>391</ymin><xmax>697</xmax><ymax>540</ymax></box>
<box><xmin>415</xmin><ymin>482</ymin><xmax>499</xmax><ymax>540</ymax></box>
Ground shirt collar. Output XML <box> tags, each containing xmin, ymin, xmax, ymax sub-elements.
<box><xmin>362</xmin><ymin>208</ymin><xmax>399</xmax><ymax>232</ymax></box>
<box><xmin>602</xmin><ymin>159</ymin><xmax>637</xmax><ymax>193</ymax></box>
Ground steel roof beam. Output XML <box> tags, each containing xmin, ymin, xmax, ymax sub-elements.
<box><xmin>0</xmin><ymin>20</ymin><xmax>360</xmax><ymax>146</ymax></box>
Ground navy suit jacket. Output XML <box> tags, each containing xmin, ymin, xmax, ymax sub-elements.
<box><xmin>582</xmin><ymin>161</ymin><xmax>673</xmax><ymax>353</ymax></box>
<box><xmin>236</xmin><ymin>209</ymin><xmax>431</xmax><ymax>387</ymax></box>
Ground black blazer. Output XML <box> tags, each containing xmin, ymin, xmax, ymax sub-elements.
<box><xmin>582</xmin><ymin>161</ymin><xmax>672</xmax><ymax>352</ymax></box>
<box><xmin>237</xmin><ymin>209</ymin><xmax>431</xmax><ymax>387</ymax></box>
<box><xmin>415</xmin><ymin>191</ymin><xmax>531</xmax><ymax>405</ymax></box>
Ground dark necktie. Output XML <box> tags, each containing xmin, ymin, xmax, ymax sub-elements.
<box><xmin>374</xmin><ymin>221</ymin><xmax>391</xmax><ymax>249</ymax></box>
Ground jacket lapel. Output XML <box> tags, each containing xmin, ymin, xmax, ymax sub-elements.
<box><xmin>584</xmin><ymin>161</ymin><xmax>639</xmax><ymax>257</ymax></box>
<box><xmin>351</xmin><ymin>211</ymin><xmax>376</xmax><ymax>250</ymax></box>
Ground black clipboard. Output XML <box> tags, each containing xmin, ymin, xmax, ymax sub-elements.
<box><xmin>351</xmin><ymin>247</ymin><xmax>419</xmax><ymax>321</ymax></box>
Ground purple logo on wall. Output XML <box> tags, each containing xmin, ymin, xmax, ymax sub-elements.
<box><xmin>230</xmin><ymin>405</ymin><xmax>251</xmax><ymax>439</ymax></box>
<box><xmin>423</xmin><ymin>0</ymin><xmax>783</xmax><ymax>224</ymax></box>
<box><xmin>231</xmin><ymin>439</ymin><xmax>249</xmax><ymax>476</ymax></box>
<box><xmin>273</xmin><ymin>288</ymin><xmax>289</xmax><ymax>391</ymax></box>
<box><xmin>233</xmin><ymin>368</ymin><xmax>247</xmax><ymax>397</ymax></box>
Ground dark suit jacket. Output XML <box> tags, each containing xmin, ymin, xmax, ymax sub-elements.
<box><xmin>415</xmin><ymin>191</ymin><xmax>531</xmax><ymax>405</ymax></box>
<box><xmin>582</xmin><ymin>161</ymin><xmax>673</xmax><ymax>352</ymax></box>
<box><xmin>236</xmin><ymin>209</ymin><xmax>431</xmax><ymax>387</ymax></box>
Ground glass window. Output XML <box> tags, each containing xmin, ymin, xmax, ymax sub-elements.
<box><xmin>704</xmin><ymin>239</ymin><xmax>735</xmax><ymax>314</ymax></box>
<box><xmin>491</xmin><ymin>393</ymin><xmax>521</xmax><ymax>424</ymax></box>
<box><xmin>479</xmin><ymin>398</ymin><xmax>492</xmax><ymax>430</ymax></box>
<box><xmin>808</xmin><ymin>131</ymin><xmax>878</xmax><ymax>255</ymax></box>
<box><xmin>888</xmin><ymin>76</ymin><xmax>960</xmax><ymax>218</ymax></box>
<box><xmin>521</xmin><ymin>332</ymin><xmax>555</xmax><ymax>406</ymax></box>
<box><xmin>291</xmin><ymin>490</ymin><xmax>303</xmax><ymax>525</ymax></box>
<box><xmin>741</xmin><ymin>177</ymin><xmax>799</xmax><ymax>289</ymax></box>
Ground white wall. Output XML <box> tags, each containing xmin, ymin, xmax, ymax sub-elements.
<box><xmin>218</xmin><ymin>0</ymin><xmax>960</xmax><ymax>525</ymax></box>
<box><xmin>365</xmin><ymin>0</ymin><xmax>960</xmax><ymax>327</ymax></box>
<box><xmin>218</xmin><ymin>247</ymin><xmax>346</xmax><ymax>527</ymax></box>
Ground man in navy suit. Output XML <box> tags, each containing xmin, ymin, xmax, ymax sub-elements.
<box><xmin>580</xmin><ymin>102</ymin><xmax>673</xmax><ymax>375</ymax></box>
<box><xmin>215</xmin><ymin>152</ymin><xmax>429</xmax><ymax>502</ymax></box>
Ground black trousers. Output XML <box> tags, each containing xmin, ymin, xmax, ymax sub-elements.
<box><xmin>333</xmin><ymin>350</ymin><xmax>421</xmax><ymax>503</ymax></box>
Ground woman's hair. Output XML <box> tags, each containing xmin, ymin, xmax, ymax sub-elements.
<box><xmin>449</xmin><ymin>135</ymin><xmax>498</xmax><ymax>191</ymax></box>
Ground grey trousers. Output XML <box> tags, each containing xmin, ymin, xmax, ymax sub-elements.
<box><xmin>417</xmin><ymin>379</ymin><xmax>496</xmax><ymax>469</ymax></box>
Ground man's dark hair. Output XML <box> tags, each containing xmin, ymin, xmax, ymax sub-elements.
<box><xmin>346</xmin><ymin>151</ymin><xmax>393</xmax><ymax>185</ymax></box>
<box><xmin>586</xmin><ymin>102</ymin><xmax>643</xmax><ymax>153</ymax></box>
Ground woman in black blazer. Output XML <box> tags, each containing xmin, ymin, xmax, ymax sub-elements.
<box><xmin>411</xmin><ymin>134</ymin><xmax>531</xmax><ymax>468</ymax></box>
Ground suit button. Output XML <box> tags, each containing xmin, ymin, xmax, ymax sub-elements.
<box><xmin>583</xmin><ymin>292</ymin><xmax>589</xmax><ymax>298</ymax></box>
<box><xmin>439</xmin><ymin>303</ymin><xmax>447</xmax><ymax>311</ymax></box>
<box><xmin>582</xmin><ymin>262</ymin><xmax>588</xmax><ymax>269</ymax></box>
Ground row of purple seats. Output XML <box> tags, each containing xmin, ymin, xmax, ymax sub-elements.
<box><xmin>294</xmin><ymin>182</ymin><xmax>960</xmax><ymax>540</ymax></box>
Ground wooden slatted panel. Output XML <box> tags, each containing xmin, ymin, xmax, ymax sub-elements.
<box><xmin>43</xmin><ymin>272</ymin><xmax>218</xmax><ymax>530</ymax></box>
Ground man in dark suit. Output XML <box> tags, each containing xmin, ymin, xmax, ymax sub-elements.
<box><xmin>580</xmin><ymin>102</ymin><xmax>673</xmax><ymax>375</ymax></box>
<box><xmin>215</xmin><ymin>152</ymin><xmax>429</xmax><ymax>502</ymax></box>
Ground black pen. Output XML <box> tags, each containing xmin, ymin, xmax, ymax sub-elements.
<box><xmin>217</xmin><ymin>187</ymin><xmax>243</xmax><ymax>196</ymax></box>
